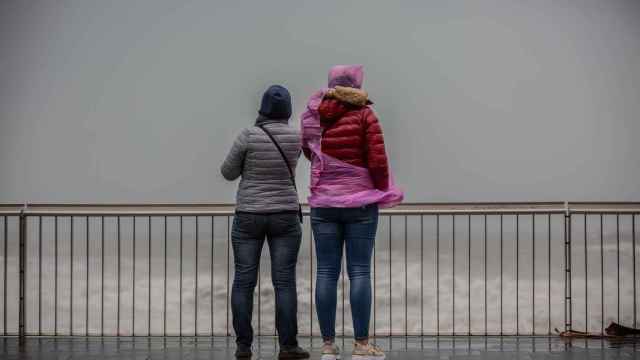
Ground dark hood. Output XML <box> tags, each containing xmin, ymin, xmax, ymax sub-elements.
<box><xmin>258</xmin><ymin>85</ymin><xmax>292</xmax><ymax>119</ymax></box>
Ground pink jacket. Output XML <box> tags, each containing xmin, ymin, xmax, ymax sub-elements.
<box><xmin>300</xmin><ymin>65</ymin><xmax>403</xmax><ymax>208</ymax></box>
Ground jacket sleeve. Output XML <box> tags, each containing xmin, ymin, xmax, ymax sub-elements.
<box><xmin>220</xmin><ymin>129</ymin><xmax>248</xmax><ymax>181</ymax></box>
<box><xmin>301</xmin><ymin>111</ymin><xmax>313</xmax><ymax>161</ymax></box>
<box><xmin>363</xmin><ymin>108</ymin><xmax>390</xmax><ymax>191</ymax></box>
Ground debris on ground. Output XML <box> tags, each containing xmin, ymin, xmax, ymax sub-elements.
<box><xmin>555</xmin><ymin>322</ymin><xmax>640</xmax><ymax>338</ymax></box>
<box><xmin>604</xmin><ymin>322</ymin><xmax>640</xmax><ymax>336</ymax></box>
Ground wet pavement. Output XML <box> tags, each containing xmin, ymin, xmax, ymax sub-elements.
<box><xmin>0</xmin><ymin>336</ymin><xmax>638</xmax><ymax>359</ymax></box>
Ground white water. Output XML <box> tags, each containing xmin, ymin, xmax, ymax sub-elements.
<box><xmin>1</xmin><ymin>214</ymin><xmax>637</xmax><ymax>336</ymax></box>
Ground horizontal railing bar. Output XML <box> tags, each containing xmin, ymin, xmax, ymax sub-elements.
<box><xmin>10</xmin><ymin>333</ymin><xmax>551</xmax><ymax>338</ymax></box>
<box><xmin>23</xmin><ymin>210</ymin><xmax>237</xmax><ymax>216</ymax></box>
<box><xmin>567</xmin><ymin>209</ymin><xmax>640</xmax><ymax>214</ymax></box>
<box><xmin>16</xmin><ymin>333</ymin><xmax>558</xmax><ymax>338</ymax></box>
<box><xmin>20</xmin><ymin>209</ymin><xmax>571</xmax><ymax>216</ymax></box>
<box><xmin>17</xmin><ymin>203</ymin><xmax>234</xmax><ymax>207</ymax></box>
<box><xmin>5</xmin><ymin>201</ymin><xmax>640</xmax><ymax>211</ymax></box>
<box><xmin>10</xmin><ymin>203</ymin><xmax>566</xmax><ymax>215</ymax></box>
<box><xmin>15</xmin><ymin>201</ymin><xmax>640</xmax><ymax>206</ymax></box>
<box><xmin>18</xmin><ymin>201</ymin><xmax>568</xmax><ymax>206</ymax></box>
<box><xmin>2</xmin><ymin>203</ymin><xmax>638</xmax><ymax>215</ymax></box>
<box><xmin>0</xmin><ymin>205</ymin><xmax>22</xmax><ymax>215</ymax></box>
<box><xmin>3</xmin><ymin>202</ymin><xmax>640</xmax><ymax>214</ymax></box>
<box><xmin>569</xmin><ymin>201</ymin><xmax>640</xmax><ymax>206</ymax></box>
<box><xmin>378</xmin><ymin>208</ymin><xmax>567</xmax><ymax>215</ymax></box>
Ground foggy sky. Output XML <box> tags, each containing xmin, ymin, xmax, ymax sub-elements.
<box><xmin>1</xmin><ymin>0</ymin><xmax>640</xmax><ymax>203</ymax></box>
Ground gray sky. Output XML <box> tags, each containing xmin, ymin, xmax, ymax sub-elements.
<box><xmin>1</xmin><ymin>0</ymin><xmax>639</xmax><ymax>203</ymax></box>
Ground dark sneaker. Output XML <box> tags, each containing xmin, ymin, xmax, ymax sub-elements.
<box><xmin>278</xmin><ymin>346</ymin><xmax>310</xmax><ymax>359</ymax></box>
<box><xmin>235</xmin><ymin>344</ymin><xmax>252</xmax><ymax>359</ymax></box>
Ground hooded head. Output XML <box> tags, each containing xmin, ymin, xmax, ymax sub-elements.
<box><xmin>258</xmin><ymin>85</ymin><xmax>292</xmax><ymax>119</ymax></box>
<box><xmin>328</xmin><ymin>65</ymin><xmax>364</xmax><ymax>89</ymax></box>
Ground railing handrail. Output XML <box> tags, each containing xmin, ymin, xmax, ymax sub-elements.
<box><xmin>0</xmin><ymin>205</ymin><xmax>23</xmax><ymax>215</ymax></box>
<box><xmin>1</xmin><ymin>201</ymin><xmax>638</xmax><ymax>339</ymax></box>
<box><xmin>1</xmin><ymin>202</ymin><xmax>639</xmax><ymax>216</ymax></box>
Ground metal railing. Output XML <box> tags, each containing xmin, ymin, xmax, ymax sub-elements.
<box><xmin>0</xmin><ymin>202</ymin><xmax>637</xmax><ymax>339</ymax></box>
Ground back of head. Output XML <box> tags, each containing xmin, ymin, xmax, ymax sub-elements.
<box><xmin>328</xmin><ymin>64</ymin><xmax>364</xmax><ymax>89</ymax></box>
<box><xmin>259</xmin><ymin>85</ymin><xmax>292</xmax><ymax>119</ymax></box>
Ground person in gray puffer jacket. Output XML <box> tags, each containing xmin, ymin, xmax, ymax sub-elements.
<box><xmin>221</xmin><ymin>85</ymin><xmax>309</xmax><ymax>360</ymax></box>
<box><xmin>220</xmin><ymin>91</ymin><xmax>301</xmax><ymax>213</ymax></box>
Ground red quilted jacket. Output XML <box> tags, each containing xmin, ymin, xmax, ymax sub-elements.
<box><xmin>307</xmin><ymin>86</ymin><xmax>389</xmax><ymax>191</ymax></box>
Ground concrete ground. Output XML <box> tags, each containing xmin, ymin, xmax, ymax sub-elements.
<box><xmin>0</xmin><ymin>336</ymin><xmax>638</xmax><ymax>359</ymax></box>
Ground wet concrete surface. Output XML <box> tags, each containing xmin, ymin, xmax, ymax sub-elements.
<box><xmin>0</xmin><ymin>336</ymin><xmax>638</xmax><ymax>359</ymax></box>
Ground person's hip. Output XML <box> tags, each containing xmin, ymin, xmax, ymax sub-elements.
<box><xmin>310</xmin><ymin>204</ymin><xmax>378</xmax><ymax>223</ymax></box>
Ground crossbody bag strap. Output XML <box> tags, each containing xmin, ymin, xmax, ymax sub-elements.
<box><xmin>258</xmin><ymin>125</ymin><xmax>303</xmax><ymax>223</ymax></box>
<box><xmin>258</xmin><ymin>125</ymin><xmax>297</xmax><ymax>190</ymax></box>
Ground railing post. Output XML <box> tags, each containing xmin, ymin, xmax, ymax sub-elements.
<box><xmin>563</xmin><ymin>202</ymin><xmax>572</xmax><ymax>332</ymax></box>
<box><xmin>18</xmin><ymin>206</ymin><xmax>27</xmax><ymax>345</ymax></box>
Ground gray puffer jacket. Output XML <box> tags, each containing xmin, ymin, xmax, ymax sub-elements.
<box><xmin>221</xmin><ymin>116</ymin><xmax>301</xmax><ymax>213</ymax></box>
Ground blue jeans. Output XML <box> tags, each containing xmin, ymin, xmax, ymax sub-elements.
<box><xmin>311</xmin><ymin>204</ymin><xmax>379</xmax><ymax>341</ymax></box>
<box><xmin>231</xmin><ymin>212</ymin><xmax>302</xmax><ymax>348</ymax></box>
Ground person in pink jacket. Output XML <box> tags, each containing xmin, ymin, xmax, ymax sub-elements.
<box><xmin>300</xmin><ymin>65</ymin><xmax>403</xmax><ymax>360</ymax></box>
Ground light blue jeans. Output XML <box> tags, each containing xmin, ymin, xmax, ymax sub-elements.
<box><xmin>311</xmin><ymin>204</ymin><xmax>378</xmax><ymax>341</ymax></box>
